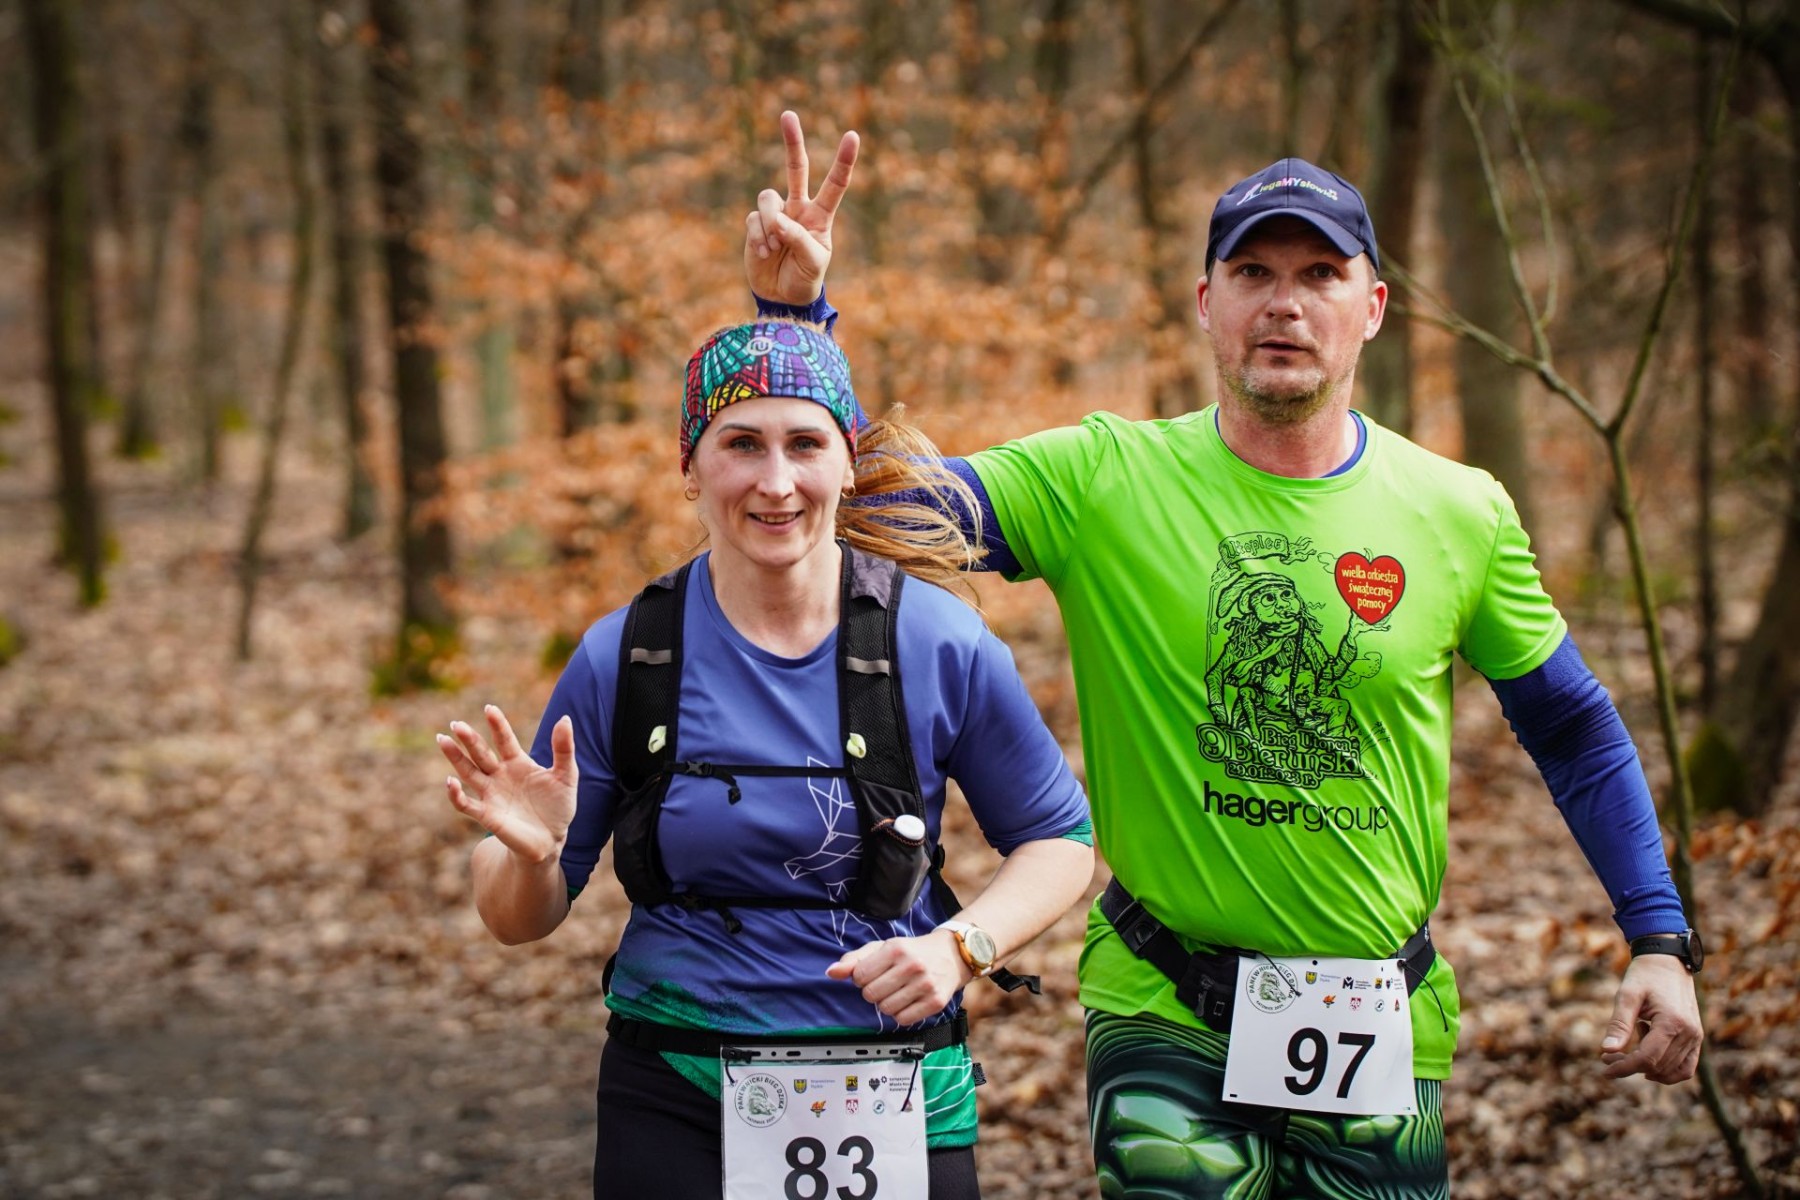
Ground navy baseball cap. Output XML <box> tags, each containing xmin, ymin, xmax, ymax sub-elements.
<box><xmin>1206</xmin><ymin>157</ymin><xmax>1380</xmax><ymax>273</ymax></box>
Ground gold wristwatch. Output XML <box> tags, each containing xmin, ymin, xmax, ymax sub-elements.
<box><xmin>940</xmin><ymin>921</ymin><xmax>999</xmax><ymax>977</ymax></box>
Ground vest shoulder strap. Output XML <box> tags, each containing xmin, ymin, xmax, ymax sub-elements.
<box><xmin>837</xmin><ymin>546</ymin><xmax>920</xmax><ymax>802</ymax></box>
<box><xmin>613</xmin><ymin>561</ymin><xmax>690</xmax><ymax>794</ymax></box>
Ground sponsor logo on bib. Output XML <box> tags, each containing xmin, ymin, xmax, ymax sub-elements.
<box><xmin>733</xmin><ymin>1073</ymin><xmax>788</xmax><ymax>1128</ymax></box>
<box><xmin>1245</xmin><ymin>961</ymin><xmax>1302</xmax><ymax>1014</ymax></box>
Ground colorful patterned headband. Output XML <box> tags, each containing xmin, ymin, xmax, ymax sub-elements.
<box><xmin>681</xmin><ymin>321</ymin><xmax>862</xmax><ymax>471</ymax></box>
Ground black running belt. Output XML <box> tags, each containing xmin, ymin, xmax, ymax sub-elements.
<box><xmin>1099</xmin><ymin>878</ymin><xmax>1435</xmax><ymax>1029</ymax></box>
<box><xmin>605</xmin><ymin>1011</ymin><xmax>971</xmax><ymax>1058</ymax></box>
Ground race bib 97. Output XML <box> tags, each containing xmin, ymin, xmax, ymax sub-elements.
<box><xmin>1221</xmin><ymin>954</ymin><xmax>1415</xmax><ymax>1116</ymax></box>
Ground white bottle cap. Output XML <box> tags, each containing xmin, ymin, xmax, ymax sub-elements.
<box><xmin>892</xmin><ymin>814</ymin><xmax>926</xmax><ymax>842</ymax></box>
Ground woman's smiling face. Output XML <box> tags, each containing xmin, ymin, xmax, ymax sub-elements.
<box><xmin>685</xmin><ymin>395</ymin><xmax>856</xmax><ymax>577</ymax></box>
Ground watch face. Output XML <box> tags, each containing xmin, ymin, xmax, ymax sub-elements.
<box><xmin>1686</xmin><ymin>929</ymin><xmax>1705</xmax><ymax>972</ymax></box>
<box><xmin>964</xmin><ymin>927</ymin><xmax>997</xmax><ymax>968</ymax></box>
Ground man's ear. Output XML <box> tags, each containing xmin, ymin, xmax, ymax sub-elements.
<box><xmin>1363</xmin><ymin>276</ymin><xmax>1389</xmax><ymax>341</ymax></box>
<box><xmin>1196</xmin><ymin>273</ymin><xmax>1213</xmax><ymax>333</ymax></box>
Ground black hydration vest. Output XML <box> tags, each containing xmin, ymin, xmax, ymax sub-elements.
<box><xmin>608</xmin><ymin>545</ymin><xmax>1036</xmax><ymax>993</ymax></box>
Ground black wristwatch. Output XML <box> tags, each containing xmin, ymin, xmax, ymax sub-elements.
<box><xmin>1629</xmin><ymin>928</ymin><xmax>1704</xmax><ymax>974</ymax></box>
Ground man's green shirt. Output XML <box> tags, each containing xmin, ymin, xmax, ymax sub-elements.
<box><xmin>970</xmin><ymin>407</ymin><xmax>1566</xmax><ymax>1078</ymax></box>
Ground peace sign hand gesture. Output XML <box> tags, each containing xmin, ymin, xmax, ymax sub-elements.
<box><xmin>438</xmin><ymin>705</ymin><xmax>578</xmax><ymax>867</ymax></box>
<box><xmin>744</xmin><ymin>110</ymin><xmax>859</xmax><ymax>306</ymax></box>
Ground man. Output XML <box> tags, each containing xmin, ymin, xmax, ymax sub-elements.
<box><xmin>742</xmin><ymin>112</ymin><xmax>1702</xmax><ymax>1198</ymax></box>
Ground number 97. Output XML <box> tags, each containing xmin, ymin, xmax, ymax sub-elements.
<box><xmin>1285</xmin><ymin>1028</ymin><xmax>1377</xmax><ymax>1099</ymax></box>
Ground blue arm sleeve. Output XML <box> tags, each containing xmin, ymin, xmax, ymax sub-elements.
<box><xmin>843</xmin><ymin>457</ymin><xmax>1022</xmax><ymax>575</ymax></box>
<box><xmin>1485</xmin><ymin>633</ymin><xmax>1688</xmax><ymax>940</ymax></box>
<box><xmin>753</xmin><ymin>288</ymin><xmax>838</xmax><ymax>333</ymax></box>
<box><xmin>943</xmin><ymin>457</ymin><xmax>1022</xmax><ymax>576</ymax></box>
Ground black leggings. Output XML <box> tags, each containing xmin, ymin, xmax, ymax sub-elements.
<box><xmin>593</xmin><ymin>1035</ymin><xmax>980</xmax><ymax>1199</ymax></box>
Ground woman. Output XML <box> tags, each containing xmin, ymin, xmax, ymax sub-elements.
<box><xmin>437</xmin><ymin>319</ymin><xmax>1094</xmax><ymax>1199</ymax></box>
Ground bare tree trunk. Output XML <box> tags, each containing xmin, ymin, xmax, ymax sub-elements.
<box><xmin>237</xmin><ymin>9</ymin><xmax>318</xmax><ymax>660</ymax></box>
<box><xmin>1625</xmin><ymin>1</ymin><xmax>1800</xmax><ymax>822</ymax></box>
<box><xmin>182</xmin><ymin>23</ymin><xmax>227</xmax><ymax>487</ymax></box>
<box><xmin>557</xmin><ymin>0</ymin><xmax>605</xmax><ymax>109</ymax></box>
<box><xmin>1729</xmin><ymin>70</ymin><xmax>1777</xmax><ymax>436</ymax></box>
<box><xmin>1316</xmin><ymin>0</ymin><xmax>1374</xmax><ymax>178</ymax></box>
<box><xmin>1356</xmin><ymin>0</ymin><xmax>1430</xmax><ymax>433</ymax></box>
<box><xmin>1033</xmin><ymin>0</ymin><xmax>1077</xmax><ymax>211</ymax></box>
<box><xmin>720</xmin><ymin>0</ymin><xmax>764</xmax><ymax>207</ymax></box>
<box><xmin>851</xmin><ymin>0</ymin><xmax>897</xmax><ymax>268</ymax></box>
<box><xmin>1438</xmin><ymin>59</ymin><xmax>1535</xmax><ymax>532</ymax></box>
<box><xmin>315</xmin><ymin>0</ymin><xmax>379</xmax><ymax>540</ymax></box>
<box><xmin>1279</xmin><ymin>0</ymin><xmax>1304</xmax><ymax>155</ymax></box>
<box><xmin>955</xmin><ymin>0</ymin><xmax>1006</xmax><ymax>285</ymax></box>
<box><xmin>1035</xmin><ymin>0</ymin><xmax>1080</xmax><ymax>386</ymax></box>
<box><xmin>850</xmin><ymin>0</ymin><xmax>900</xmax><ymax>414</ymax></box>
<box><xmin>24</xmin><ymin>0</ymin><xmax>106</xmax><ymax>607</ymax></box>
<box><xmin>92</xmin><ymin>72</ymin><xmax>129</xmax><ymax>420</ymax></box>
<box><xmin>551</xmin><ymin>0</ymin><xmax>628</xmax><ymax>437</ymax></box>
<box><xmin>370</xmin><ymin>0</ymin><xmax>458</xmax><ymax>684</ymax></box>
<box><xmin>1693</xmin><ymin>59</ymin><xmax>1800</xmax><ymax>818</ymax></box>
<box><xmin>1694</xmin><ymin>43</ymin><xmax>1720</xmax><ymax>714</ymax></box>
<box><xmin>119</xmin><ymin>120</ymin><xmax>180</xmax><ymax>460</ymax></box>
<box><xmin>1694</xmin><ymin>477</ymin><xmax>1800</xmax><ymax>820</ymax></box>
<box><xmin>466</xmin><ymin>0</ymin><xmax>501</xmax><ymax>121</ymax></box>
<box><xmin>1125</xmin><ymin>0</ymin><xmax>1200</xmax><ymax>419</ymax></box>
<box><xmin>466</xmin><ymin>0</ymin><xmax>516</xmax><ymax>452</ymax></box>
<box><xmin>954</xmin><ymin>0</ymin><xmax>1033</xmax><ymax>286</ymax></box>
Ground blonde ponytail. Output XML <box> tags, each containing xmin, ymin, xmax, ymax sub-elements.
<box><xmin>838</xmin><ymin>409</ymin><xmax>986</xmax><ymax>610</ymax></box>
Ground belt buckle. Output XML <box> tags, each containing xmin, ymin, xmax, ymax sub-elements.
<box><xmin>1177</xmin><ymin>951</ymin><xmax>1238</xmax><ymax>1028</ymax></box>
<box><xmin>1112</xmin><ymin>900</ymin><xmax>1161</xmax><ymax>955</ymax></box>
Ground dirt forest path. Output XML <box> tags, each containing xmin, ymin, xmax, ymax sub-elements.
<box><xmin>0</xmin><ymin>967</ymin><xmax>595</xmax><ymax>1198</ymax></box>
<box><xmin>1</xmin><ymin>396</ymin><xmax>1794</xmax><ymax>1199</ymax></box>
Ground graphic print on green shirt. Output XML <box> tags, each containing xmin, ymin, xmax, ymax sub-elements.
<box><xmin>970</xmin><ymin>406</ymin><xmax>1567</xmax><ymax>1079</ymax></box>
<box><xmin>1199</xmin><ymin>532</ymin><xmax>1394</xmax><ymax>791</ymax></box>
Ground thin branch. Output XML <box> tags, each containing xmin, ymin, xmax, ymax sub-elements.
<box><xmin>1501</xmin><ymin>85</ymin><xmax>1561</xmax><ymax>328</ymax></box>
<box><xmin>1616</xmin><ymin>0</ymin><xmax>1743</xmax><ymax>43</ymax></box>
<box><xmin>1438</xmin><ymin>19</ymin><xmax>1554</xmax><ymax>366</ymax></box>
<box><xmin>1384</xmin><ymin>263</ymin><xmax>1605</xmax><ymax>431</ymax></box>
<box><xmin>1044</xmin><ymin>0</ymin><xmax>1241</xmax><ymax>245</ymax></box>
<box><xmin>236</xmin><ymin>4</ymin><xmax>318</xmax><ymax>660</ymax></box>
<box><xmin>1609</xmin><ymin>33</ymin><xmax>1743</xmax><ymax>436</ymax></box>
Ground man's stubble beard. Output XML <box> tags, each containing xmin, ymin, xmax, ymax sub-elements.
<box><xmin>1218</xmin><ymin>362</ymin><xmax>1344</xmax><ymax>427</ymax></box>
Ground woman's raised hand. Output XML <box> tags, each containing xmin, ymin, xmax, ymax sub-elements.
<box><xmin>438</xmin><ymin>706</ymin><xmax>578</xmax><ymax>866</ymax></box>
<box><xmin>743</xmin><ymin>110</ymin><xmax>859</xmax><ymax>306</ymax></box>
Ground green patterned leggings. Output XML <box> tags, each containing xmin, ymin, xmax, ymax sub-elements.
<box><xmin>1086</xmin><ymin>1011</ymin><xmax>1447</xmax><ymax>1200</ymax></box>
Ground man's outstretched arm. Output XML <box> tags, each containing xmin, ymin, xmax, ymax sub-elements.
<box><xmin>1488</xmin><ymin>635</ymin><xmax>1702</xmax><ymax>1084</ymax></box>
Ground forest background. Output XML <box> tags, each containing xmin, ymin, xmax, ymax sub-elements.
<box><xmin>2</xmin><ymin>0</ymin><xmax>1799</xmax><ymax>1196</ymax></box>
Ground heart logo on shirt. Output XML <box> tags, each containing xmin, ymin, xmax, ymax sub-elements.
<box><xmin>1334</xmin><ymin>553</ymin><xmax>1406</xmax><ymax>624</ymax></box>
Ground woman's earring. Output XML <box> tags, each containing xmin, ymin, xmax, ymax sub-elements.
<box><xmin>684</xmin><ymin>484</ymin><xmax>700</xmax><ymax>502</ymax></box>
<box><xmin>841</xmin><ymin>484</ymin><xmax>856</xmax><ymax>499</ymax></box>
